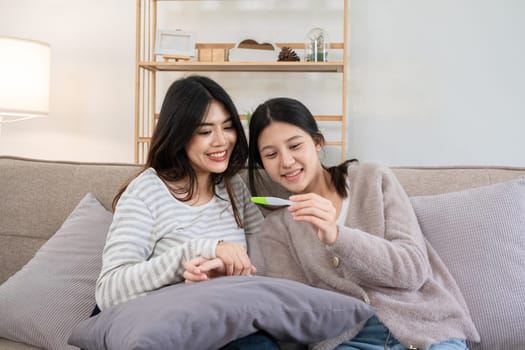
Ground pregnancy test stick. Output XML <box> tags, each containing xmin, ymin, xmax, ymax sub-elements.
<box><xmin>251</xmin><ymin>196</ymin><xmax>293</xmax><ymax>206</ymax></box>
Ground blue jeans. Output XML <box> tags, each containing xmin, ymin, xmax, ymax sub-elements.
<box><xmin>219</xmin><ymin>331</ymin><xmax>280</xmax><ymax>350</ymax></box>
<box><xmin>335</xmin><ymin>315</ymin><xmax>468</xmax><ymax>350</ymax></box>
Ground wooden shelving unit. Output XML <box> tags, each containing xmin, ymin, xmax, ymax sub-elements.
<box><xmin>135</xmin><ymin>0</ymin><xmax>348</xmax><ymax>164</ymax></box>
<box><xmin>139</xmin><ymin>61</ymin><xmax>345</xmax><ymax>73</ymax></box>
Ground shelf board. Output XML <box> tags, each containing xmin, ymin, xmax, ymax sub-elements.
<box><xmin>154</xmin><ymin>113</ymin><xmax>342</xmax><ymax>122</ymax></box>
<box><xmin>137</xmin><ymin>138</ymin><xmax>342</xmax><ymax>147</ymax></box>
<box><xmin>240</xmin><ymin>114</ymin><xmax>342</xmax><ymax>122</ymax></box>
<box><xmin>195</xmin><ymin>42</ymin><xmax>344</xmax><ymax>50</ymax></box>
<box><xmin>139</xmin><ymin>61</ymin><xmax>345</xmax><ymax>73</ymax></box>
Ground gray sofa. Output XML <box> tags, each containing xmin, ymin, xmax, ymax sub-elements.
<box><xmin>1</xmin><ymin>156</ymin><xmax>524</xmax><ymax>350</ymax></box>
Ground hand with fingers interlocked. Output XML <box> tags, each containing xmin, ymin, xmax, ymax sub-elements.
<box><xmin>183</xmin><ymin>241</ymin><xmax>256</xmax><ymax>283</ymax></box>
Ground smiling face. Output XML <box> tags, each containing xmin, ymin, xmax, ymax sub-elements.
<box><xmin>258</xmin><ymin>121</ymin><xmax>324</xmax><ymax>194</ymax></box>
<box><xmin>185</xmin><ymin>100</ymin><xmax>237</xmax><ymax>178</ymax></box>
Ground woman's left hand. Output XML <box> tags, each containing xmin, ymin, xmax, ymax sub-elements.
<box><xmin>288</xmin><ymin>193</ymin><xmax>338</xmax><ymax>245</ymax></box>
<box><xmin>183</xmin><ymin>255</ymin><xmax>257</xmax><ymax>283</ymax></box>
<box><xmin>183</xmin><ymin>256</ymin><xmax>226</xmax><ymax>283</ymax></box>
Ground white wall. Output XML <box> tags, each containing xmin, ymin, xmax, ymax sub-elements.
<box><xmin>348</xmin><ymin>0</ymin><xmax>525</xmax><ymax>166</ymax></box>
<box><xmin>1</xmin><ymin>0</ymin><xmax>524</xmax><ymax>166</ymax></box>
<box><xmin>0</xmin><ymin>0</ymin><xmax>135</xmax><ymax>162</ymax></box>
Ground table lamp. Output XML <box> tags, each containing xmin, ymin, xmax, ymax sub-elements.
<box><xmin>0</xmin><ymin>36</ymin><xmax>50</xmax><ymax>134</ymax></box>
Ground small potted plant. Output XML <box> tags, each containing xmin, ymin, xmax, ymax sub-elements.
<box><xmin>305</xmin><ymin>27</ymin><xmax>329</xmax><ymax>62</ymax></box>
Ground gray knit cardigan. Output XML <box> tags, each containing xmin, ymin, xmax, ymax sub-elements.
<box><xmin>249</xmin><ymin>162</ymin><xmax>480</xmax><ymax>350</ymax></box>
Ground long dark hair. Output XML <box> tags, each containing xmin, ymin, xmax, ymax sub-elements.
<box><xmin>114</xmin><ymin>75</ymin><xmax>248</xmax><ymax>226</ymax></box>
<box><xmin>247</xmin><ymin>97</ymin><xmax>356</xmax><ymax>197</ymax></box>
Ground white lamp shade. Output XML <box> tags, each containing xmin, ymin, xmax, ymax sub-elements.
<box><xmin>0</xmin><ymin>37</ymin><xmax>50</xmax><ymax>122</ymax></box>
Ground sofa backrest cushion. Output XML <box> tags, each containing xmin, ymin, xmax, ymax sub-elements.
<box><xmin>0</xmin><ymin>157</ymin><xmax>140</xmax><ymax>284</ymax></box>
<box><xmin>394</xmin><ymin>166</ymin><xmax>525</xmax><ymax>196</ymax></box>
<box><xmin>1</xmin><ymin>156</ymin><xmax>525</xmax><ymax>285</ymax></box>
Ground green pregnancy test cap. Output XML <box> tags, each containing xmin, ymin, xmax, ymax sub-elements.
<box><xmin>251</xmin><ymin>197</ymin><xmax>269</xmax><ymax>205</ymax></box>
<box><xmin>251</xmin><ymin>197</ymin><xmax>293</xmax><ymax>206</ymax></box>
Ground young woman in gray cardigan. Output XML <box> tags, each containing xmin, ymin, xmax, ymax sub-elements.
<box><xmin>184</xmin><ymin>97</ymin><xmax>481</xmax><ymax>349</ymax></box>
<box><xmin>242</xmin><ymin>97</ymin><xmax>480</xmax><ymax>350</ymax></box>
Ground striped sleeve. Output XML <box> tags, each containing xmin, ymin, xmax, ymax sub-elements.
<box><xmin>95</xmin><ymin>173</ymin><xmax>218</xmax><ymax>310</ymax></box>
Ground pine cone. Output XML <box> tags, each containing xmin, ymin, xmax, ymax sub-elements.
<box><xmin>278</xmin><ymin>47</ymin><xmax>300</xmax><ymax>61</ymax></box>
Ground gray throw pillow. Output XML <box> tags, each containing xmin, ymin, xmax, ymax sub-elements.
<box><xmin>0</xmin><ymin>193</ymin><xmax>112</xmax><ymax>350</ymax></box>
<box><xmin>68</xmin><ymin>275</ymin><xmax>374</xmax><ymax>350</ymax></box>
<box><xmin>410</xmin><ymin>177</ymin><xmax>525</xmax><ymax>350</ymax></box>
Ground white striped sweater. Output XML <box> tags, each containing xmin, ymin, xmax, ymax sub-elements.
<box><xmin>95</xmin><ymin>168</ymin><xmax>263</xmax><ymax>309</ymax></box>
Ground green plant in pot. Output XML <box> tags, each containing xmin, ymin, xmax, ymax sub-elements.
<box><xmin>305</xmin><ymin>27</ymin><xmax>329</xmax><ymax>62</ymax></box>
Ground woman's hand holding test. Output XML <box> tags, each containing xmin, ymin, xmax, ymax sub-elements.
<box><xmin>288</xmin><ymin>193</ymin><xmax>338</xmax><ymax>245</ymax></box>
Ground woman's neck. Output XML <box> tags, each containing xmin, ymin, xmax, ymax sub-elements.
<box><xmin>308</xmin><ymin>168</ymin><xmax>343</xmax><ymax>217</ymax></box>
<box><xmin>168</xmin><ymin>173</ymin><xmax>214</xmax><ymax>206</ymax></box>
<box><xmin>303</xmin><ymin>167</ymin><xmax>331</xmax><ymax>196</ymax></box>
